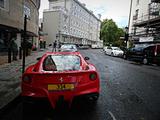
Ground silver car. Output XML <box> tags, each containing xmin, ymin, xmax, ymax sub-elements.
<box><xmin>60</xmin><ymin>44</ymin><xmax>78</xmax><ymax>52</ymax></box>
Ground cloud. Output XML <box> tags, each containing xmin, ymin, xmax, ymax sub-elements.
<box><xmin>79</xmin><ymin>0</ymin><xmax>130</xmax><ymax>27</ymax></box>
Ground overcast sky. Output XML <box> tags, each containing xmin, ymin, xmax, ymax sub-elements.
<box><xmin>39</xmin><ymin>0</ymin><xmax>131</xmax><ymax>28</ymax></box>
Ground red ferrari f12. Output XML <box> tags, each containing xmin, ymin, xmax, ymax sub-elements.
<box><xmin>21</xmin><ymin>52</ymin><xmax>100</xmax><ymax>108</ymax></box>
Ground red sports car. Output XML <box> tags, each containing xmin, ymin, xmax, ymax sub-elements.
<box><xmin>21</xmin><ymin>52</ymin><xmax>100</xmax><ymax>109</ymax></box>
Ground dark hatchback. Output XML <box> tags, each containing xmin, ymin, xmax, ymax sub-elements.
<box><xmin>124</xmin><ymin>44</ymin><xmax>160</xmax><ymax>65</ymax></box>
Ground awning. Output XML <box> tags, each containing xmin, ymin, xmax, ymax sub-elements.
<box><xmin>0</xmin><ymin>24</ymin><xmax>20</xmax><ymax>33</ymax></box>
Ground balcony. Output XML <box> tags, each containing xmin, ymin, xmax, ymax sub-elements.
<box><xmin>151</xmin><ymin>0</ymin><xmax>160</xmax><ymax>3</ymax></box>
<box><xmin>150</xmin><ymin>11</ymin><xmax>159</xmax><ymax>16</ymax></box>
<box><xmin>132</xmin><ymin>11</ymin><xmax>160</xmax><ymax>28</ymax></box>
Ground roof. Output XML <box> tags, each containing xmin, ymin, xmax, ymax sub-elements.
<box><xmin>73</xmin><ymin>0</ymin><xmax>101</xmax><ymax>22</ymax></box>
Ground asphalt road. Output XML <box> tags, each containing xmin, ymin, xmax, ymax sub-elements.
<box><xmin>0</xmin><ymin>49</ymin><xmax>160</xmax><ymax>120</ymax></box>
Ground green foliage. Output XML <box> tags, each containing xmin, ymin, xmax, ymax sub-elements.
<box><xmin>100</xmin><ymin>19</ymin><xmax>125</xmax><ymax>47</ymax></box>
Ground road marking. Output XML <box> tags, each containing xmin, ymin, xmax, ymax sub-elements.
<box><xmin>108</xmin><ymin>111</ymin><xmax>117</xmax><ymax>120</ymax></box>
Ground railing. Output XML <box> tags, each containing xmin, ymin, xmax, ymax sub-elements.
<box><xmin>133</xmin><ymin>2</ymin><xmax>160</xmax><ymax>25</ymax></box>
<box><xmin>133</xmin><ymin>14</ymin><xmax>149</xmax><ymax>24</ymax></box>
<box><xmin>133</xmin><ymin>12</ymin><xmax>160</xmax><ymax>25</ymax></box>
<box><xmin>149</xmin><ymin>2</ymin><xmax>160</xmax><ymax>16</ymax></box>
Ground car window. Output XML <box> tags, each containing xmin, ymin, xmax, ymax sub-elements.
<box><xmin>107</xmin><ymin>46</ymin><xmax>111</xmax><ymax>49</ymax></box>
<box><xmin>43</xmin><ymin>55</ymin><xmax>81</xmax><ymax>71</ymax></box>
<box><xmin>112</xmin><ymin>47</ymin><xmax>121</xmax><ymax>50</ymax></box>
<box><xmin>43</xmin><ymin>56</ymin><xmax>57</xmax><ymax>71</ymax></box>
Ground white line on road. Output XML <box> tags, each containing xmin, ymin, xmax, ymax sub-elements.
<box><xmin>108</xmin><ymin>111</ymin><xmax>117</xmax><ymax>120</ymax></box>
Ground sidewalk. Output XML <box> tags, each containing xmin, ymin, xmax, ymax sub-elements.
<box><xmin>0</xmin><ymin>48</ymin><xmax>51</xmax><ymax>109</ymax></box>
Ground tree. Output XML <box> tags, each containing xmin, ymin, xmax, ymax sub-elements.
<box><xmin>100</xmin><ymin>19</ymin><xmax>125</xmax><ymax>47</ymax></box>
<box><xmin>100</xmin><ymin>19</ymin><xmax>118</xmax><ymax>45</ymax></box>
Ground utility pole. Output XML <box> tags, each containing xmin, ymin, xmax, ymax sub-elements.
<box><xmin>126</xmin><ymin>0</ymin><xmax>133</xmax><ymax>48</ymax></box>
<box><xmin>128</xmin><ymin>0</ymin><xmax>133</xmax><ymax>31</ymax></box>
<box><xmin>22</xmin><ymin>4</ymin><xmax>30</xmax><ymax>74</ymax></box>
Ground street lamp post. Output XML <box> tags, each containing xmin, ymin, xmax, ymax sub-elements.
<box><xmin>22</xmin><ymin>5</ymin><xmax>30</xmax><ymax>74</ymax></box>
<box><xmin>22</xmin><ymin>15</ymin><xmax>27</xmax><ymax>74</ymax></box>
<box><xmin>125</xmin><ymin>26</ymin><xmax>129</xmax><ymax>48</ymax></box>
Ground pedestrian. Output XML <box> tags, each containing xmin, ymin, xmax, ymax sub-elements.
<box><xmin>52</xmin><ymin>40</ymin><xmax>57</xmax><ymax>52</ymax></box>
<box><xmin>11</xmin><ymin>37</ymin><xmax>18</xmax><ymax>61</ymax></box>
<box><xmin>58</xmin><ymin>42</ymin><xmax>61</xmax><ymax>49</ymax></box>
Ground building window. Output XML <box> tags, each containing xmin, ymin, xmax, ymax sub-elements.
<box><xmin>0</xmin><ymin>0</ymin><xmax>5</xmax><ymax>8</ymax></box>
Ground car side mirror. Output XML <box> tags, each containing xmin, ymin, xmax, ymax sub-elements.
<box><xmin>36</xmin><ymin>57</ymin><xmax>41</xmax><ymax>61</ymax></box>
<box><xmin>84</xmin><ymin>57</ymin><xmax>90</xmax><ymax>61</ymax></box>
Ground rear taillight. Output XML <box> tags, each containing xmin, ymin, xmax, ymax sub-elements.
<box><xmin>23</xmin><ymin>76</ymin><xmax>32</xmax><ymax>84</ymax></box>
<box><xmin>89</xmin><ymin>73</ymin><xmax>97</xmax><ymax>81</ymax></box>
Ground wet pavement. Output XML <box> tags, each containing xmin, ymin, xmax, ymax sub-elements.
<box><xmin>0</xmin><ymin>48</ymin><xmax>49</xmax><ymax>109</ymax></box>
<box><xmin>0</xmin><ymin>49</ymin><xmax>160</xmax><ymax>120</ymax></box>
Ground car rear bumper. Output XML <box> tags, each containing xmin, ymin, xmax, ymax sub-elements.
<box><xmin>114</xmin><ymin>53</ymin><xmax>123</xmax><ymax>57</ymax></box>
<box><xmin>21</xmin><ymin>83</ymin><xmax>99</xmax><ymax>108</ymax></box>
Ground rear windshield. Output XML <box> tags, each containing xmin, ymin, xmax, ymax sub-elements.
<box><xmin>112</xmin><ymin>47</ymin><xmax>121</xmax><ymax>50</ymax></box>
<box><xmin>43</xmin><ymin>55</ymin><xmax>81</xmax><ymax>71</ymax></box>
<box><xmin>61</xmin><ymin>45</ymin><xmax>76</xmax><ymax>49</ymax></box>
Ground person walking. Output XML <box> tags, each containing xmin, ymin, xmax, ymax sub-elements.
<box><xmin>11</xmin><ymin>37</ymin><xmax>18</xmax><ymax>61</ymax></box>
<box><xmin>52</xmin><ymin>40</ymin><xmax>57</xmax><ymax>52</ymax></box>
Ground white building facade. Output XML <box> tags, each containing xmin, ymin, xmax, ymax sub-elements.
<box><xmin>129</xmin><ymin>0</ymin><xmax>160</xmax><ymax>43</ymax></box>
<box><xmin>43</xmin><ymin>0</ymin><xmax>101</xmax><ymax>46</ymax></box>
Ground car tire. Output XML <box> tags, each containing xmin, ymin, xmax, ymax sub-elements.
<box><xmin>22</xmin><ymin>99</ymin><xmax>36</xmax><ymax>118</ymax></box>
<box><xmin>123</xmin><ymin>54</ymin><xmax>127</xmax><ymax>59</ymax></box>
<box><xmin>111</xmin><ymin>52</ymin><xmax>114</xmax><ymax>57</ymax></box>
<box><xmin>143</xmin><ymin>58</ymin><xmax>148</xmax><ymax>65</ymax></box>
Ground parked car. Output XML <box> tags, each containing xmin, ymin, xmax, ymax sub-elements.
<box><xmin>21</xmin><ymin>52</ymin><xmax>100</xmax><ymax>109</ymax></box>
<box><xmin>78</xmin><ymin>45</ymin><xmax>90</xmax><ymax>49</ymax></box>
<box><xmin>91</xmin><ymin>44</ymin><xmax>98</xmax><ymax>49</ymax></box>
<box><xmin>60</xmin><ymin>44</ymin><xmax>78</xmax><ymax>52</ymax></box>
<box><xmin>124</xmin><ymin>44</ymin><xmax>160</xmax><ymax>65</ymax></box>
<box><xmin>104</xmin><ymin>46</ymin><xmax>124</xmax><ymax>57</ymax></box>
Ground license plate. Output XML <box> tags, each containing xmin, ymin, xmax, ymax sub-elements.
<box><xmin>48</xmin><ymin>84</ymin><xmax>74</xmax><ymax>91</ymax></box>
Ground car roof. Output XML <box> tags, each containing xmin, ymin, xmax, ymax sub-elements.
<box><xmin>61</xmin><ymin>44</ymin><xmax>76</xmax><ymax>46</ymax></box>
